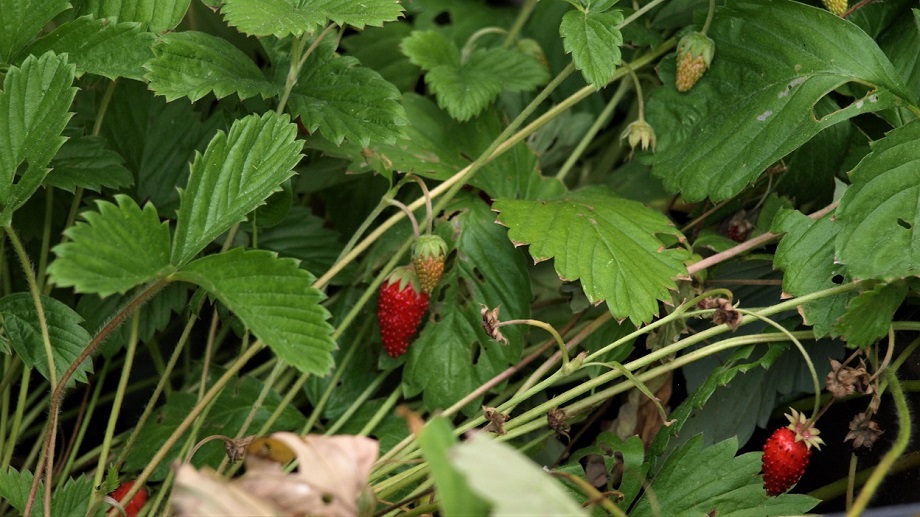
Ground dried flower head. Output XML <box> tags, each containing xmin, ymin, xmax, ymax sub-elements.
<box><xmin>482</xmin><ymin>406</ymin><xmax>510</xmax><ymax>435</ymax></box>
<box><xmin>702</xmin><ymin>297</ymin><xmax>742</xmax><ymax>331</ymax></box>
<box><xmin>826</xmin><ymin>359</ymin><xmax>873</xmax><ymax>399</ymax></box>
<box><xmin>845</xmin><ymin>412</ymin><xmax>884</xmax><ymax>454</ymax></box>
<box><xmin>547</xmin><ymin>408</ymin><xmax>571</xmax><ymax>440</ymax></box>
<box><xmin>481</xmin><ymin>305</ymin><xmax>508</xmax><ymax>345</ymax></box>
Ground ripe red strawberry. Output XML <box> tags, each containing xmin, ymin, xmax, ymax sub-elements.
<box><xmin>377</xmin><ymin>266</ymin><xmax>430</xmax><ymax>357</ymax></box>
<box><xmin>822</xmin><ymin>0</ymin><xmax>847</xmax><ymax>16</ymax></box>
<box><xmin>411</xmin><ymin>235</ymin><xmax>448</xmax><ymax>294</ymax></box>
<box><xmin>762</xmin><ymin>409</ymin><xmax>824</xmax><ymax>496</ymax></box>
<box><xmin>675</xmin><ymin>31</ymin><xmax>715</xmax><ymax>92</ymax></box>
<box><xmin>108</xmin><ymin>480</ymin><xmax>148</xmax><ymax>517</ymax></box>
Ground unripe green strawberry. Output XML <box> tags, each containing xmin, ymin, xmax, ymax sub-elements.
<box><xmin>411</xmin><ymin>235</ymin><xmax>448</xmax><ymax>294</ymax></box>
<box><xmin>377</xmin><ymin>266</ymin><xmax>430</xmax><ymax>357</ymax></box>
<box><xmin>762</xmin><ymin>409</ymin><xmax>824</xmax><ymax>496</ymax></box>
<box><xmin>675</xmin><ymin>31</ymin><xmax>715</xmax><ymax>92</ymax></box>
<box><xmin>822</xmin><ymin>0</ymin><xmax>847</xmax><ymax>16</ymax></box>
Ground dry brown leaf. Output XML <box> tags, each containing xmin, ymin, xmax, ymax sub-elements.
<box><xmin>172</xmin><ymin>433</ymin><xmax>379</xmax><ymax>517</ymax></box>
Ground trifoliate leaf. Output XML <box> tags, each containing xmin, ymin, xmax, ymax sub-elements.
<box><xmin>835</xmin><ymin>121</ymin><xmax>920</xmax><ymax>280</ymax></box>
<box><xmin>648</xmin><ymin>1</ymin><xmax>913</xmax><ymax>202</ymax></box>
<box><xmin>402</xmin><ymin>30</ymin><xmax>549</xmax><ymax>121</ymax></box>
<box><xmin>631</xmin><ymin>436</ymin><xmax>818</xmax><ymax>516</ymax></box>
<box><xmin>173</xmin><ymin>248</ymin><xmax>335</xmax><ymax>376</ymax></box>
<box><xmin>559</xmin><ymin>7</ymin><xmax>624</xmax><ymax>89</ymax></box>
<box><xmin>0</xmin><ymin>0</ymin><xmax>70</xmax><ymax>63</ymax></box>
<box><xmin>452</xmin><ymin>433</ymin><xmax>588</xmax><ymax>516</ymax></box>
<box><xmin>772</xmin><ymin>209</ymin><xmax>853</xmax><ymax>337</ymax></box>
<box><xmin>0</xmin><ymin>293</ymin><xmax>93</xmax><ymax>387</ymax></box>
<box><xmin>287</xmin><ymin>39</ymin><xmax>407</xmax><ymax>146</ymax></box>
<box><xmin>49</xmin><ymin>194</ymin><xmax>172</xmax><ymax>296</ymax></box>
<box><xmin>315</xmin><ymin>0</ymin><xmax>405</xmax><ymax>29</ymax></box>
<box><xmin>0</xmin><ymin>52</ymin><xmax>76</xmax><ymax>226</ymax></box>
<box><xmin>24</xmin><ymin>16</ymin><xmax>156</xmax><ymax>81</ymax></box>
<box><xmin>46</xmin><ymin>136</ymin><xmax>134</xmax><ymax>193</ymax></box>
<box><xmin>77</xmin><ymin>0</ymin><xmax>190</xmax><ymax>33</ymax></box>
<box><xmin>146</xmin><ymin>31</ymin><xmax>279</xmax><ymax>102</ymax></box>
<box><xmin>171</xmin><ymin>112</ymin><xmax>302</xmax><ymax>265</ymax></box>
<box><xmin>833</xmin><ymin>281</ymin><xmax>908</xmax><ymax>348</ymax></box>
<box><xmin>494</xmin><ymin>186</ymin><xmax>689</xmax><ymax>325</ymax></box>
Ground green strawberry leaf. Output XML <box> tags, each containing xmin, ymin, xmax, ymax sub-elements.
<box><xmin>0</xmin><ymin>293</ymin><xmax>93</xmax><ymax>387</ymax></box>
<box><xmin>648</xmin><ymin>0</ymin><xmax>914</xmax><ymax>202</ymax></box>
<box><xmin>559</xmin><ymin>6</ymin><xmax>624</xmax><ymax>89</ymax></box>
<box><xmin>403</xmin><ymin>196</ymin><xmax>531</xmax><ymax>414</ymax></box>
<box><xmin>772</xmin><ymin>209</ymin><xmax>853</xmax><ymax>337</ymax></box>
<box><xmin>123</xmin><ymin>369</ymin><xmax>307</xmax><ymax>481</ymax></box>
<box><xmin>833</xmin><ymin>281</ymin><xmax>908</xmax><ymax>348</ymax></box>
<box><xmin>287</xmin><ymin>38</ymin><xmax>407</xmax><ymax>146</ymax></box>
<box><xmin>417</xmin><ymin>417</ymin><xmax>491</xmax><ymax>516</ymax></box>
<box><xmin>402</xmin><ymin>30</ymin><xmax>549</xmax><ymax>121</ymax></box>
<box><xmin>494</xmin><ymin>186</ymin><xmax>689</xmax><ymax>325</ymax></box>
<box><xmin>341</xmin><ymin>24</ymin><xmax>420</xmax><ymax>93</ymax></box>
<box><xmin>0</xmin><ymin>0</ymin><xmax>70</xmax><ymax>63</ymax></box>
<box><xmin>221</xmin><ymin>0</ymin><xmax>404</xmax><ymax>37</ymax></box>
<box><xmin>255</xmin><ymin>206</ymin><xmax>344</xmax><ymax>281</ymax></box>
<box><xmin>23</xmin><ymin>16</ymin><xmax>156</xmax><ymax>81</ymax></box>
<box><xmin>46</xmin><ymin>136</ymin><xmax>134</xmax><ymax>193</ymax></box>
<box><xmin>100</xmin><ymin>81</ymin><xmax>208</xmax><ymax>213</ymax></box>
<box><xmin>451</xmin><ymin>433</ymin><xmax>588</xmax><ymax>516</ymax></box>
<box><xmin>0</xmin><ymin>51</ymin><xmax>77</xmax><ymax>226</ymax></box>
<box><xmin>171</xmin><ymin>112</ymin><xmax>302</xmax><ymax>265</ymax></box>
<box><xmin>49</xmin><ymin>194</ymin><xmax>173</xmax><ymax>296</ymax></box>
<box><xmin>173</xmin><ymin>248</ymin><xmax>335</xmax><ymax>376</ymax></box>
<box><xmin>145</xmin><ymin>31</ymin><xmax>279</xmax><ymax>102</ymax></box>
<box><xmin>76</xmin><ymin>0</ymin><xmax>190</xmax><ymax>33</ymax></box>
<box><xmin>835</xmin><ymin>121</ymin><xmax>920</xmax><ymax>280</ymax></box>
<box><xmin>632</xmin><ymin>435</ymin><xmax>819</xmax><ymax>517</ymax></box>
<box><xmin>0</xmin><ymin>468</ymin><xmax>94</xmax><ymax>517</ymax></box>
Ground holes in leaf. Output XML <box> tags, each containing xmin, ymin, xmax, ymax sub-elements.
<box><xmin>831</xmin><ymin>274</ymin><xmax>844</xmax><ymax>285</ymax></box>
<box><xmin>470</xmin><ymin>340</ymin><xmax>482</xmax><ymax>363</ymax></box>
<box><xmin>433</xmin><ymin>11</ymin><xmax>451</xmax><ymax>25</ymax></box>
<box><xmin>897</xmin><ymin>218</ymin><xmax>911</xmax><ymax>230</ymax></box>
<box><xmin>321</xmin><ymin>493</ymin><xmax>334</xmax><ymax>505</ymax></box>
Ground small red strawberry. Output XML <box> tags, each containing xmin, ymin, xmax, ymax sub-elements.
<box><xmin>675</xmin><ymin>31</ymin><xmax>715</xmax><ymax>92</ymax></box>
<box><xmin>377</xmin><ymin>266</ymin><xmax>430</xmax><ymax>357</ymax></box>
<box><xmin>108</xmin><ymin>480</ymin><xmax>148</xmax><ymax>517</ymax></box>
<box><xmin>411</xmin><ymin>235</ymin><xmax>448</xmax><ymax>294</ymax></box>
<box><xmin>762</xmin><ymin>409</ymin><xmax>824</xmax><ymax>496</ymax></box>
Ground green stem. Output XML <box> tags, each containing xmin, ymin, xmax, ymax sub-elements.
<box><xmin>556</xmin><ymin>77</ymin><xmax>630</xmax><ymax>182</ymax></box>
<box><xmin>502</xmin><ymin>0</ymin><xmax>538</xmax><ymax>47</ymax></box>
<box><xmin>119</xmin><ymin>342</ymin><xmax>265</xmax><ymax>507</ymax></box>
<box><xmin>847</xmin><ymin>370</ymin><xmax>912</xmax><ymax>517</ymax></box>
<box><xmin>58</xmin><ymin>360</ymin><xmax>109</xmax><ymax>481</ymax></box>
<box><xmin>701</xmin><ymin>0</ymin><xmax>717</xmax><ymax>34</ymax></box>
<box><xmin>276</xmin><ymin>24</ymin><xmax>336</xmax><ymax>115</ymax></box>
<box><xmin>90</xmin><ymin>314</ymin><xmax>139</xmax><ymax>514</ymax></box>
<box><xmin>359</xmin><ymin>386</ymin><xmax>402</xmax><ymax>436</ymax></box>
<box><xmin>548</xmin><ymin>471</ymin><xmax>627</xmax><ymax>517</ymax></box>
<box><xmin>736</xmin><ymin>309</ymin><xmax>821</xmax><ymax>419</ymax></box>
<box><xmin>325</xmin><ymin>370</ymin><xmax>388</xmax><ymax>435</ymax></box>
<box><xmin>3</xmin><ymin>226</ymin><xmax>56</xmax><ymax>389</ymax></box>
<box><xmin>499</xmin><ymin>319</ymin><xmax>570</xmax><ymax>370</ymax></box>
<box><xmin>0</xmin><ymin>363</ymin><xmax>30</xmax><ymax>470</ymax></box>
<box><xmin>618</xmin><ymin>0</ymin><xmax>669</xmax><ymax>29</ymax></box>
<box><xmin>36</xmin><ymin>188</ymin><xmax>53</xmax><ymax>292</ymax></box>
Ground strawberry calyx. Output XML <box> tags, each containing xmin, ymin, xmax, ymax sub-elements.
<box><xmin>677</xmin><ymin>31</ymin><xmax>715</xmax><ymax>68</ymax></box>
<box><xmin>785</xmin><ymin>408</ymin><xmax>825</xmax><ymax>451</ymax></box>
<box><xmin>412</xmin><ymin>235</ymin><xmax>447</xmax><ymax>264</ymax></box>
<box><xmin>383</xmin><ymin>265</ymin><xmax>424</xmax><ymax>293</ymax></box>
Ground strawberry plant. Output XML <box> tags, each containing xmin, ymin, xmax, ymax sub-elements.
<box><xmin>0</xmin><ymin>0</ymin><xmax>918</xmax><ymax>515</ymax></box>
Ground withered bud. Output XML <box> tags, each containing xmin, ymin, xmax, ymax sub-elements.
<box><xmin>482</xmin><ymin>406</ymin><xmax>510</xmax><ymax>435</ymax></box>
<box><xmin>845</xmin><ymin>412</ymin><xmax>884</xmax><ymax>454</ymax></box>
<box><xmin>547</xmin><ymin>408</ymin><xmax>571</xmax><ymax>440</ymax></box>
<box><xmin>225</xmin><ymin>435</ymin><xmax>255</xmax><ymax>463</ymax></box>
<box><xmin>704</xmin><ymin>297</ymin><xmax>742</xmax><ymax>331</ymax></box>
<box><xmin>481</xmin><ymin>305</ymin><xmax>509</xmax><ymax>345</ymax></box>
<box><xmin>826</xmin><ymin>359</ymin><xmax>872</xmax><ymax>399</ymax></box>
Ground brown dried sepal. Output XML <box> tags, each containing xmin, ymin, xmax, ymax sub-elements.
<box><xmin>482</xmin><ymin>406</ymin><xmax>510</xmax><ymax>435</ymax></box>
<box><xmin>703</xmin><ymin>297</ymin><xmax>742</xmax><ymax>331</ymax></box>
<box><xmin>547</xmin><ymin>408</ymin><xmax>571</xmax><ymax>440</ymax></box>
<box><xmin>481</xmin><ymin>305</ymin><xmax>508</xmax><ymax>345</ymax></box>
<box><xmin>845</xmin><ymin>412</ymin><xmax>884</xmax><ymax>454</ymax></box>
<box><xmin>826</xmin><ymin>359</ymin><xmax>872</xmax><ymax>399</ymax></box>
<box><xmin>225</xmin><ymin>435</ymin><xmax>255</xmax><ymax>463</ymax></box>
